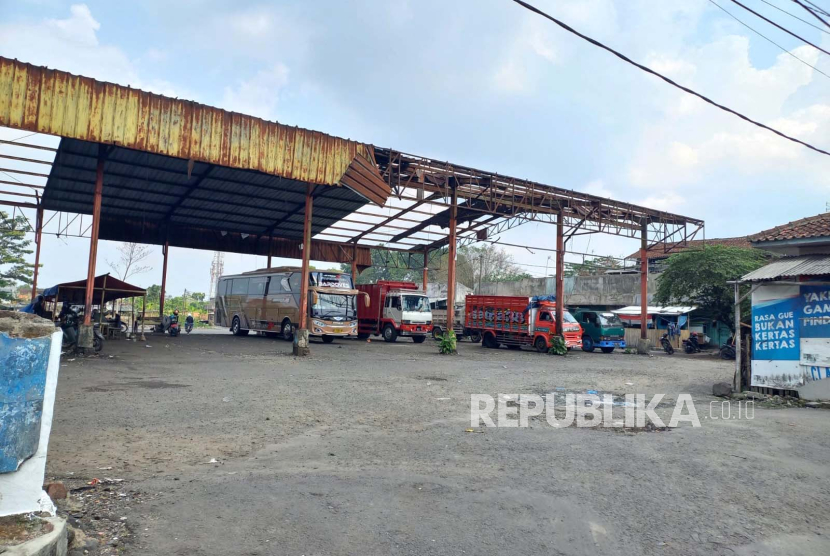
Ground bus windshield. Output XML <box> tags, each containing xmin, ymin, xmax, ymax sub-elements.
<box><xmin>312</xmin><ymin>293</ymin><xmax>356</xmax><ymax>320</ymax></box>
<box><xmin>403</xmin><ymin>295</ymin><xmax>430</xmax><ymax>312</ymax></box>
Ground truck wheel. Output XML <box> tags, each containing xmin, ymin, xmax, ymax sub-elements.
<box><xmin>601</xmin><ymin>346</ymin><xmax>615</xmax><ymax>354</ymax></box>
<box><xmin>534</xmin><ymin>336</ymin><xmax>548</xmax><ymax>353</ymax></box>
<box><xmin>281</xmin><ymin>319</ymin><xmax>293</xmax><ymax>341</ymax></box>
<box><xmin>432</xmin><ymin>327</ymin><xmax>443</xmax><ymax>340</ymax></box>
<box><xmin>322</xmin><ymin>335</ymin><xmax>334</xmax><ymax>344</ymax></box>
<box><xmin>383</xmin><ymin>324</ymin><xmax>398</xmax><ymax>343</ymax></box>
<box><xmin>582</xmin><ymin>336</ymin><xmax>595</xmax><ymax>352</ymax></box>
<box><xmin>482</xmin><ymin>332</ymin><xmax>499</xmax><ymax>349</ymax></box>
<box><xmin>412</xmin><ymin>335</ymin><xmax>426</xmax><ymax>344</ymax></box>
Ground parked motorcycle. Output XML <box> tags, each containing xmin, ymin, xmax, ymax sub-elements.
<box><xmin>168</xmin><ymin>310</ymin><xmax>180</xmax><ymax>337</ymax></box>
<box><xmin>184</xmin><ymin>314</ymin><xmax>194</xmax><ymax>334</ymax></box>
<box><xmin>660</xmin><ymin>332</ymin><xmax>675</xmax><ymax>355</ymax></box>
<box><xmin>59</xmin><ymin>305</ymin><xmax>103</xmax><ymax>353</ymax></box>
<box><xmin>720</xmin><ymin>336</ymin><xmax>736</xmax><ymax>360</ymax></box>
<box><xmin>683</xmin><ymin>332</ymin><xmax>702</xmax><ymax>354</ymax></box>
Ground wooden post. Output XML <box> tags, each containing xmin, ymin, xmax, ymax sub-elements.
<box><xmin>734</xmin><ymin>281</ymin><xmax>742</xmax><ymax>393</ymax></box>
<box><xmin>160</xmin><ymin>241</ymin><xmax>169</xmax><ymax>316</ymax></box>
<box><xmin>99</xmin><ymin>274</ymin><xmax>108</xmax><ymax>324</ymax></box>
<box><xmin>140</xmin><ymin>294</ymin><xmax>147</xmax><ymax>341</ymax></box>
<box><xmin>298</xmin><ymin>186</ymin><xmax>314</xmax><ymax>331</ymax></box>
<box><xmin>83</xmin><ymin>148</ymin><xmax>105</xmax><ymax>326</ymax></box>
<box><xmin>54</xmin><ymin>286</ymin><xmax>60</xmax><ymax>322</ymax></box>
<box><xmin>30</xmin><ymin>205</ymin><xmax>43</xmax><ymax>300</ymax></box>
<box><xmin>423</xmin><ymin>247</ymin><xmax>429</xmax><ymax>293</ymax></box>
<box><xmin>555</xmin><ymin>209</ymin><xmax>565</xmax><ymax>338</ymax></box>
<box><xmin>446</xmin><ymin>187</ymin><xmax>458</xmax><ymax>316</ymax></box>
<box><xmin>351</xmin><ymin>244</ymin><xmax>359</xmax><ymax>283</ymax></box>
<box><xmin>267</xmin><ymin>255</ymin><xmax>272</xmax><ymax>268</ymax></box>
<box><xmin>640</xmin><ymin>219</ymin><xmax>649</xmax><ymax>341</ymax></box>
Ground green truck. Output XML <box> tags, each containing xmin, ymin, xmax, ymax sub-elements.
<box><xmin>572</xmin><ymin>309</ymin><xmax>626</xmax><ymax>353</ymax></box>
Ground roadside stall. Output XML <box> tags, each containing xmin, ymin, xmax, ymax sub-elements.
<box><xmin>41</xmin><ymin>274</ymin><xmax>147</xmax><ymax>340</ymax></box>
<box><xmin>612</xmin><ymin>305</ymin><xmax>697</xmax><ymax>348</ymax></box>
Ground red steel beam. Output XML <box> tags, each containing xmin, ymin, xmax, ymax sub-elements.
<box><xmin>31</xmin><ymin>205</ymin><xmax>43</xmax><ymax>300</ymax></box>
<box><xmin>83</xmin><ymin>150</ymin><xmax>104</xmax><ymax>326</ymax></box>
<box><xmin>555</xmin><ymin>210</ymin><xmax>564</xmax><ymax>339</ymax></box>
<box><xmin>160</xmin><ymin>241</ymin><xmax>169</xmax><ymax>317</ymax></box>
<box><xmin>640</xmin><ymin>219</ymin><xmax>649</xmax><ymax>341</ymax></box>
<box><xmin>445</xmin><ymin>188</ymin><xmax>458</xmax><ymax>323</ymax></box>
<box><xmin>299</xmin><ymin>186</ymin><xmax>314</xmax><ymax>331</ymax></box>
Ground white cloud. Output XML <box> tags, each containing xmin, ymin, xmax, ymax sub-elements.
<box><xmin>221</xmin><ymin>65</ymin><xmax>290</xmax><ymax>120</ymax></box>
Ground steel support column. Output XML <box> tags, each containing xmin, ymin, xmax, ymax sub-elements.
<box><xmin>82</xmin><ymin>149</ymin><xmax>104</xmax><ymax>326</ymax></box>
<box><xmin>267</xmin><ymin>255</ymin><xmax>272</xmax><ymax>268</ymax></box>
<box><xmin>298</xmin><ymin>187</ymin><xmax>314</xmax><ymax>331</ymax></box>
<box><xmin>423</xmin><ymin>247</ymin><xmax>429</xmax><ymax>293</ymax></box>
<box><xmin>734</xmin><ymin>282</ymin><xmax>742</xmax><ymax>393</ymax></box>
<box><xmin>555</xmin><ymin>210</ymin><xmax>565</xmax><ymax>338</ymax></box>
<box><xmin>30</xmin><ymin>205</ymin><xmax>43</xmax><ymax>300</ymax></box>
<box><xmin>445</xmin><ymin>188</ymin><xmax>458</xmax><ymax>317</ymax></box>
<box><xmin>640</xmin><ymin>219</ymin><xmax>649</xmax><ymax>341</ymax></box>
<box><xmin>160</xmin><ymin>241</ymin><xmax>169</xmax><ymax>317</ymax></box>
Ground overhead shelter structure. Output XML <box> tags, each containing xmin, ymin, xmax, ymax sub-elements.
<box><xmin>0</xmin><ymin>57</ymin><xmax>704</xmax><ymax>352</ymax></box>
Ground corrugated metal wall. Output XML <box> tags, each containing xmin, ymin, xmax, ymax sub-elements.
<box><xmin>0</xmin><ymin>57</ymin><xmax>386</xmax><ymax>199</ymax></box>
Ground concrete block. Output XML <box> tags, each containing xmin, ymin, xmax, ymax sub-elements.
<box><xmin>2</xmin><ymin>516</ymin><xmax>67</xmax><ymax>556</ymax></box>
<box><xmin>76</xmin><ymin>324</ymin><xmax>93</xmax><ymax>350</ymax></box>
<box><xmin>293</xmin><ymin>328</ymin><xmax>310</xmax><ymax>357</ymax></box>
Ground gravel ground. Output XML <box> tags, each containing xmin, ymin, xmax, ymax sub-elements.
<box><xmin>45</xmin><ymin>329</ymin><xmax>830</xmax><ymax>555</ymax></box>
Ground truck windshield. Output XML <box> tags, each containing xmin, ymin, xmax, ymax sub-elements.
<box><xmin>599</xmin><ymin>313</ymin><xmax>623</xmax><ymax>327</ymax></box>
<box><xmin>403</xmin><ymin>295</ymin><xmax>430</xmax><ymax>312</ymax></box>
<box><xmin>564</xmin><ymin>311</ymin><xmax>578</xmax><ymax>323</ymax></box>
<box><xmin>312</xmin><ymin>293</ymin><xmax>356</xmax><ymax>320</ymax></box>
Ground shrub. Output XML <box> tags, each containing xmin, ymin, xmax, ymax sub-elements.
<box><xmin>548</xmin><ymin>336</ymin><xmax>567</xmax><ymax>356</ymax></box>
<box><xmin>438</xmin><ymin>329</ymin><xmax>457</xmax><ymax>355</ymax></box>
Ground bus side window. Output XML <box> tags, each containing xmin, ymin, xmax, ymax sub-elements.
<box><xmin>248</xmin><ymin>277</ymin><xmax>267</xmax><ymax>297</ymax></box>
<box><xmin>280</xmin><ymin>277</ymin><xmax>290</xmax><ymax>292</ymax></box>
<box><xmin>289</xmin><ymin>273</ymin><xmax>301</xmax><ymax>292</ymax></box>
<box><xmin>231</xmin><ymin>278</ymin><xmax>249</xmax><ymax>295</ymax></box>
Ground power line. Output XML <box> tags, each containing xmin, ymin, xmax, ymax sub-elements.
<box><xmin>508</xmin><ymin>0</ymin><xmax>830</xmax><ymax>158</ymax></box>
<box><xmin>804</xmin><ymin>0</ymin><xmax>830</xmax><ymax>17</ymax></box>
<box><xmin>712</xmin><ymin>0</ymin><xmax>830</xmax><ymax>80</ymax></box>
<box><xmin>792</xmin><ymin>0</ymin><xmax>830</xmax><ymax>29</ymax></box>
<box><xmin>727</xmin><ymin>0</ymin><xmax>830</xmax><ymax>56</ymax></box>
<box><xmin>758</xmin><ymin>0</ymin><xmax>830</xmax><ymax>34</ymax></box>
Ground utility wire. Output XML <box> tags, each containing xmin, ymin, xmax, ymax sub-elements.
<box><xmin>713</xmin><ymin>0</ymin><xmax>830</xmax><ymax>79</ymax></box>
<box><xmin>727</xmin><ymin>0</ymin><xmax>830</xmax><ymax>56</ymax></box>
<box><xmin>759</xmin><ymin>0</ymin><xmax>830</xmax><ymax>33</ymax></box>
<box><xmin>508</xmin><ymin>0</ymin><xmax>830</xmax><ymax>158</ymax></box>
<box><xmin>804</xmin><ymin>0</ymin><xmax>830</xmax><ymax>17</ymax></box>
<box><xmin>792</xmin><ymin>0</ymin><xmax>830</xmax><ymax>29</ymax></box>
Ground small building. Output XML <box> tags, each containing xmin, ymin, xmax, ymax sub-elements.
<box><xmin>740</xmin><ymin>212</ymin><xmax>830</xmax><ymax>400</ymax></box>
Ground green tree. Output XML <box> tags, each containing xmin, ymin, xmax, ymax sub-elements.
<box><xmin>654</xmin><ymin>246</ymin><xmax>767</xmax><ymax>331</ymax></box>
<box><xmin>565</xmin><ymin>255</ymin><xmax>624</xmax><ymax>277</ymax></box>
<box><xmin>0</xmin><ymin>211</ymin><xmax>35</xmax><ymax>302</ymax></box>
<box><xmin>341</xmin><ymin>248</ymin><xmax>422</xmax><ymax>285</ymax></box>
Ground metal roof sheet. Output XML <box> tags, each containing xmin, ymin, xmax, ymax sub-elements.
<box><xmin>612</xmin><ymin>306</ymin><xmax>697</xmax><ymax>316</ymax></box>
<box><xmin>0</xmin><ymin>56</ymin><xmax>389</xmax><ymax>205</ymax></box>
<box><xmin>740</xmin><ymin>256</ymin><xmax>830</xmax><ymax>281</ymax></box>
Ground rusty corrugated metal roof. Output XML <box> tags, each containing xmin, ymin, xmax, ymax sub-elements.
<box><xmin>0</xmin><ymin>57</ymin><xmax>389</xmax><ymax>205</ymax></box>
<box><xmin>741</xmin><ymin>256</ymin><xmax>830</xmax><ymax>281</ymax></box>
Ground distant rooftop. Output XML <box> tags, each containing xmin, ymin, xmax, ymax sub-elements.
<box><xmin>625</xmin><ymin>237</ymin><xmax>753</xmax><ymax>261</ymax></box>
<box><xmin>750</xmin><ymin>212</ymin><xmax>830</xmax><ymax>244</ymax></box>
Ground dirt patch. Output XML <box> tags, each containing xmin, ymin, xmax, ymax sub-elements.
<box><xmin>418</xmin><ymin>375</ymin><xmax>448</xmax><ymax>382</ymax></box>
<box><xmin>83</xmin><ymin>380</ymin><xmax>189</xmax><ymax>392</ymax></box>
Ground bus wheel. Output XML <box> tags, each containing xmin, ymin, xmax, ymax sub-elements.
<box><xmin>534</xmin><ymin>336</ymin><xmax>548</xmax><ymax>353</ymax></box>
<box><xmin>412</xmin><ymin>335</ymin><xmax>426</xmax><ymax>344</ymax></box>
<box><xmin>231</xmin><ymin>317</ymin><xmax>248</xmax><ymax>336</ymax></box>
<box><xmin>432</xmin><ymin>327</ymin><xmax>443</xmax><ymax>340</ymax></box>
<box><xmin>322</xmin><ymin>335</ymin><xmax>334</xmax><ymax>344</ymax></box>
<box><xmin>281</xmin><ymin>319</ymin><xmax>293</xmax><ymax>341</ymax></box>
<box><xmin>383</xmin><ymin>324</ymin><xmax>398</xmax><ymax>343</ymax></box>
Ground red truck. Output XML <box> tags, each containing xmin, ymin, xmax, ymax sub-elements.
<box><xmin>357</xmin><ymin>281</ymin><xmax>433</xmax><ymax>343</ymax></box>
<box><xmin>464</xmin><ymin>295</ymin><xmax>583</xmax><ymax>352</ymax></box>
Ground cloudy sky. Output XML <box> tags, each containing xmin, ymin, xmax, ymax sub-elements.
<box><xmin>1</xmin><ymin>0</ymin><xmax>829</xmax><ymax>296</ymax></box>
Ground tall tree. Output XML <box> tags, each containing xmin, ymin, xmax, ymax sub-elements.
<box><xmin>0</xmin><ymin>211</ymin><xmax>35</xmax><ymax>302</ymax></box>
<box><xmin>107</xmin><ymin>242</ymin><xmax>152</xmax><ymax>281</ymax></box>
<box><xmin>430</xmin><ymin>245</ymin><xmax>530</xmax><ymax>288</ymax></box>
<box><xmin>341</xmin><ymin>248</ymin><xmax>422</xmax><ymax>285</ymax></box>
<box><xmin>654</xmin><ymin>246</ymin><xmax>767</xmax><ymax>331</ymax></box>
<box><xmin>565</xmin><ymin>255</ymin><xmax>624</xmax><ymax>277</ymax></box>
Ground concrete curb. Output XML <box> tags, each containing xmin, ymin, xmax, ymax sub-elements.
<box><xmin>2</xmin><ymin>516</ymin><xmax>67</xmax><ymax>556</ymax></box>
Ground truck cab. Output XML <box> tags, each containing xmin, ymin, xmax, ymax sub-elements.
<box><xmin>572</xmin><ymin>309</ymin><xmax>626</xmax><ymax>353</ymax></box>
<box><xmin>357</xmin><ymin>281</ymin><xmax>433</xmax><ymax>343</ymax></box>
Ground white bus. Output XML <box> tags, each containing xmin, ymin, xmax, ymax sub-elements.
<box><xmin>215</xmin><ymin>267</ymin><xmax>366</xmax><ymax>343</ymax></box>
